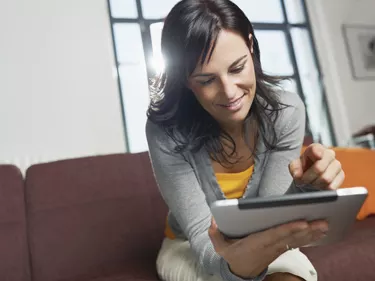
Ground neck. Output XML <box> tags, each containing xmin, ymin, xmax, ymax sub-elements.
<box><xmin>221</xmin><ymin>121</ymin><xmax>244</xmax><ymax>140</ymax></box>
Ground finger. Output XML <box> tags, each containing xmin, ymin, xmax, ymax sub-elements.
<box><xmin>277</xmin><ymin>220</ymin><xmax>328</xmax><ymax>250</ymax></box>
<box><xmin>308</xmin><ymin>220</ymin><xmax>329</xmax><ymax>233</ymax></box>
<box><xmin>328</xmin><ymin>170</ymin><xmax>345</xmax><ymax>190</ymax></box>
<box><xmin>253</xmin><ymin>220</ymin><xmax>309</xmax><ymax>248</ymax></box>
<box><xmin>291</xmin><ymin>144</ymin><xmax>326</xmax><ymax>182</ymax></box>
<box><xmin>311</xmin><ymin>160</ymin><xmax>342</xmax><ymax>189</ymax></box>
<box><xmin>208</xmin><ymin>217</ymin><xmax>230</xmax><ymax>254</ymax></box>
<box><xmin>283</xmin><ymin>228</ymin><xmax>327</xmax><ymax>250</ymax></box>
<box><xmin>276</xmin><ymin>228</ymin><xmax>312</xmax><ymax>251</ymax></box>
<box><xmin>300</xmin><ymin>149</ymin><xmax>336</xmax><ymax>184</ymax></box>
<box><xmin>303</xmin><ymin>144</ymin><xmax>325</xmax><ymax>163</ymax></box>
<box><xmin>298</xmin><ymin>224</ymin><xmax>329</xmax><ymax>247</ymax></box>
<box><xmin>289</xmin><ymin>159</ymin><xmax>303</xmax><ymax>179</ymax></box>
<box><xmin>269</xmin><ymin>227</ymin><xmax>316</xmax><ymax>257</ymax></box>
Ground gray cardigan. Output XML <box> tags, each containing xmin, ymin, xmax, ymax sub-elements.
<box><xmin>146</xmin><ymin>91</ymin><xmax>309</xmax><ymax>281</ymax></box>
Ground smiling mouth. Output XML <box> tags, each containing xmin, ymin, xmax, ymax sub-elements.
<box><xmin>219</xmin><ymin>94</ymin><xmax>245</xmax><ymax>108</ymax></box>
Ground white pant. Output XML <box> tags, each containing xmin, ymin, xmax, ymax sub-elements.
<box><xmin>156</xmin><ymin>238</ymin><xmax>318</xmax><ymax>281</ymax></box>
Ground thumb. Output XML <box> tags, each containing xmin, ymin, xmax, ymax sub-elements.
<box><xmin>289</xmin><ymin>158</ymin><xmax>303</xmax><ymax>180</ymax></box>
<box><xmin>209</xmin><ymin>217</ymin><xmax>230</xmax><ymax>254</ymax></box>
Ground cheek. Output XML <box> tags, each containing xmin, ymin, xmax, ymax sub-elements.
<box><xmin>243</xmin><ymin>64</ymin><xmax>256</xmax><ymax>86</ymax></box>
<box><xmin>190</xmin><ymin>85</ymin><xmax>217</xmax><ymax>107</ymax></box>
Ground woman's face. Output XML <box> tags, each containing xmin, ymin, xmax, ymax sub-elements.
<box><xmin>188</xmin><ymin>29</ymin><xmax>256</xmax><ymax>131</ymax></box>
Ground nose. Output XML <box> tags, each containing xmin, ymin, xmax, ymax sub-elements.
<box><xmin>219</xmin><ymin>75</ymin><xmax>237</xmax><ymax>101</ymax></box>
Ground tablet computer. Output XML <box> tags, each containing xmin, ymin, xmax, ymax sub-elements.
<box><xmin>210</xmin><ymin>187</ymin><xmax>368</xmax><ymax>246</ymax></box>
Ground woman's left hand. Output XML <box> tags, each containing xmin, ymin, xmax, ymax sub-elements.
<box><xmin>289</xmin><ymin>143</ymin><xmax>345</xmax><ymax>190</ymax></box>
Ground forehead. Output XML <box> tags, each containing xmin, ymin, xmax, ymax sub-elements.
<box><xmin>195</xmin><ymin>29</ymin><xmax>249</xmax><ymax>72</ymax></box>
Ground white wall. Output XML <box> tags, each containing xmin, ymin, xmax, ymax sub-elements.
<box><xmin>1</xmin><ymin>0</ymin><xmax>374</xmax><ymax>173</ymax></box>
<box><xmin>307</xmin><ymin>0</ymin><xmax>375</xmax><ymax>145</ymax></box>
<box><xmin>0</xmin><ymin>0</ymin><xmax>126</xmax><ymax>172</ymax></box>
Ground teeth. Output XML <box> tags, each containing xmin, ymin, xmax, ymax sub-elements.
<box><xmin>226</xmin><ymin>98</ymin><xmax>241</xmax><ymax>107</ymax></box>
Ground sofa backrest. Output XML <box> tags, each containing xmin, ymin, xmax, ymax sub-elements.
<box><xmin>24</xmin><ymin>152</ymin><xmax>167</xmax><ymax>281</ymax></box>
<box><xmin>0</xmin><ymin>165</ymin><xmax>31</xmax><ymax>281</ymax></box>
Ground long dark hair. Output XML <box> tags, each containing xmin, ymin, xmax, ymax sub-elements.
<box><xmin>147</xmin><ymin>0</ymin><xmax>288</xmax><ymax>164</ymax></box>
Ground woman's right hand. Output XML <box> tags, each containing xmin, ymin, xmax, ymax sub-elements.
<box><xmin>208</xmin><ymin>217</ymin><xmax>328</xmax><ymax>279</ymax></box>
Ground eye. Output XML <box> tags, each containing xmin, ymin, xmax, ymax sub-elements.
<box><xmin>198</xmin><ymin>77</ymin><xmax>215</xmax><ymax>86</ymax></box>
<box><xmin>230</xmin><ymin>64</ymin><xmax>245</xmax><ymax>74</ymax></box>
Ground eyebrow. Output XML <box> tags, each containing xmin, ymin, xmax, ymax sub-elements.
<box><xmin>191</xmin><ymin>54</ymin><xmax>248</xmax><ymax>78</ymax></box>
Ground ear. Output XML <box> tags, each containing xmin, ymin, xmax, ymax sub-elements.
<box><xmin>249</xmin><ymin>34</ymin><xmax>254</xmax><ymax>54</ymax></box>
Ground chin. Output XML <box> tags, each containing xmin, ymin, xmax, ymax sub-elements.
<box><xmin>224</xmin><ymin>104</ymin><xmax>251</xmax><ymax>125</ymax></box>
<box><xmin>236</xmin><ymin>100</ymin><xmax>252</xmax><ymax>119</ymax></box>
<box><xmin>231</xmin><ymin>111</ymin><xmax>249</xmax><ymax>123</ymax></box>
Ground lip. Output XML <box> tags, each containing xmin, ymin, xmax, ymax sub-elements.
<box><xmin>218</xmin><ymin>94</ymin><xmax>245</xmax><ymax>111</ymax></box>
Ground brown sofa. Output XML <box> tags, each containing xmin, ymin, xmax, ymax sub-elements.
<box><xmin>0</xmin><ymin>151</ymin><xmax>374</xmax><ymax>281</ymax></box>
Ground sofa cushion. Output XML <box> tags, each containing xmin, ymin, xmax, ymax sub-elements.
<box><xmin>25</xmin><ymin>152</ymin><xmax>167</xmax><ymax>281</ymax></box>
<box><xmin>302</xmin><ymin>216</ymin><xmax>375</xmax><ymax>281</ymax></box>
<box><xmin>0</xmin><ymin>165</ymin><xmax>31</xmax><ymax>281</ymax></box>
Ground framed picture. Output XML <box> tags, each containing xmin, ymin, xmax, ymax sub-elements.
<box><xmin>342</xmin><ymin>24</ymin><xmax>375</xmax><ymax>80</ymax></box>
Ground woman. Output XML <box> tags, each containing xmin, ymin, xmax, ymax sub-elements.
<box><xmin>146</xmin><ymin>0</ymin><xmax>344</xmax><ymax>281</ymax></box>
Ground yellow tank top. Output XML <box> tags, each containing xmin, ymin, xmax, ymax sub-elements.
<box><xmin>164</xmin><ymin>165</ymin><xmax>254</xmax><ymax>239</ymax></box>
<box><xmin>215</xmin><ymin>165</ymin><xmax>254</xmax><ymax>199</ymax></box>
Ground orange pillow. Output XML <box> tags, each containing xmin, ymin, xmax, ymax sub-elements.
<box><xmin>333</xmin><ymin>147</ymin><xmax>375</xmax><ymax>220</ymax></box>
<box><xmin>301</xmin><ymin>146</ymin><xmax>375</xmax><ymax>220</ymax></box>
